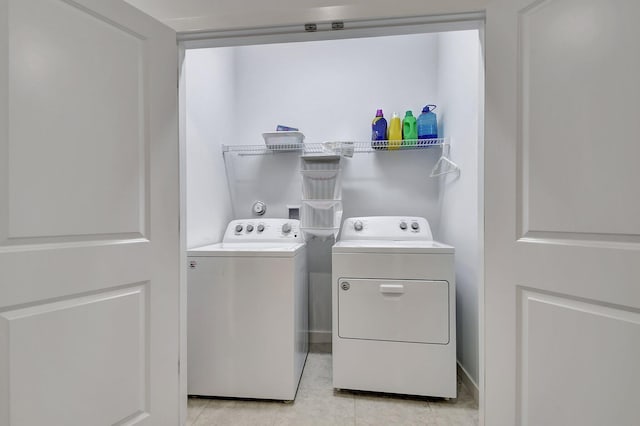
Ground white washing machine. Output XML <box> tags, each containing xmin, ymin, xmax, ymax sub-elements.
<box><xmin>332</xmin><ymin>216</ymin><xmax>456</xmax><ymax>398</ymax></box>
<box><xmin>187</xmin><ymin>218</ymin><xmax>308</xmax><ymax>401</ymax></box>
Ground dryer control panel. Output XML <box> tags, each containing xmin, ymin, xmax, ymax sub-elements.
<box><xmin>223</xmin><ymin>219</ymin><xmax>302</xmax><ymax>242</ymax></box>
<box><xmin>340</xmin><ymin>216</ymin><xmax>433</xmax><ymax>241</ymax></box>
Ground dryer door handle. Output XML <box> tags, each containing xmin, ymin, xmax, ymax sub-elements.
<box><xmin>379</xmin><ymin>284</ymin><xmax>404</xmax><ymax>294</ymax></box>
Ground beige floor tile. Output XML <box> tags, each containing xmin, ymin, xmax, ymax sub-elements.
<box><xmin>298</xmin><ymin>353</ymin><xmax>333</xmax><ymax>391</ymax></box>
<box><xmin>427</xmin><ymin>380</ymin><xmax>477</xmax><ymax>422</ymax></box>
<box><xmin>188</xmin><ymin>352</ymin><xmax>478</xmax><ymax>426</ymax></box>
<box><xmin>428</xmin><ymin>395</ymin><xmax>477</xmax><ymax>426</ymax></box>
<box><xmin>192</xmin><ymin>398</ymin><xmax>283</xmax><ymax>426</ymax></box>
<box><xmin>425</xmin><ymin>413</ymin><xmax>477</xmax><ymax>426</ymax></box>
<box><xmin>354</xmin><ymin>393</ymin><xmax>431</xmax><ymax>426</ymax></box>
<box><xmin>187</xmin><ymin>397</ymin><xmax>210</xmax><ymax>426</ymax></box>
<box><xmin>274</xmin><ymin>387</ymin><xmax>355</xmax><ymax>426</ymax></box>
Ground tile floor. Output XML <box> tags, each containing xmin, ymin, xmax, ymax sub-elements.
<box><xmin>187</xmin><ymin>353</ymin><xmax>479</xmax><ymax>425</ymax></box>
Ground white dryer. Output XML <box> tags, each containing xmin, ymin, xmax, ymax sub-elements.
<box><xmin>332</xmin><ymin>216</ymin><xmax>456</xmax><ymax>398</ymax></box>
<box><xmin>187</xmin><ymin>219</ymin><xmax>308</xmax><ymax>401</ymax></box>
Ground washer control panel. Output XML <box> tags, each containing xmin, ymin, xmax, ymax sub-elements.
<box><xmin>224</xmin><ymin>219</ymin><xmax>302</xmax><ymax>243</ymax></box>
<box><xmin>340</xmin><ymin>216</ymin><xmax>433</xmax><ymax>241</ymax></box>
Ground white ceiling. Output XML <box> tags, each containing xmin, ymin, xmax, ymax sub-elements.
<box><xmin>124</xmin><ymin>0</ymin><xmax>489</xmax><ymax>33</ymax></box>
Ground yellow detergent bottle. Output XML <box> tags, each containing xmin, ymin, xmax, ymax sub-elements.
<box><xmin>387</xmin><ymin>112</ymin><xmax>402</xmax><ymax>150</ymax></box>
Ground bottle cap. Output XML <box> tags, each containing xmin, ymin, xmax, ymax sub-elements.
<box><xmin>376</xmin><ymin>109</ymin><xmax>384</xmax><ymax>117</ymax></box>
<box><xmin>422</xmin><ymin>104</ymin><xmax>437</xmax><ymax>113</ymax></box>
<box><xmin>405</xmin><ymin>110</ymin><xmax>414</xmax><ymax>117</ymax></box>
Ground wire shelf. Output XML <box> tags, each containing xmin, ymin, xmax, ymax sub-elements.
<box><xmin>222</xmin><ymin>138</ymin><xmax>448</xmax><ymax>156</ymax></box>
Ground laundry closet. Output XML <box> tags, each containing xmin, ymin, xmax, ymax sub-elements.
<box><xmin>183</xmin><ymin>27</ymin><xmax>483</xmax><ymax>393</ymax></box>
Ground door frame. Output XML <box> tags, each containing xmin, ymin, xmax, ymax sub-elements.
<box><xmin>176</xmin><ymin>12</ymin><xmax>486</xmax><ymax>424</ymax></box>
<box><xmin>178</xmin><ymin>44</ymin><xmax>188</xmax><ymax>425</ymax></box>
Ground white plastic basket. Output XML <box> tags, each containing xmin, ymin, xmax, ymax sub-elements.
<box><xmin>301</xmin><ymin>227</ymin><xmax>340</xmax><ymax>241</ymax></box>
<box><xmin>301</xmin><ymin>200</ymin><xmax>343</xmax><ymax>229</ymax></box>
<box><xmin>301</xmin><ymin>169</ymin><xmax>342</xmax><ymax>200</ymax></box>
<box><xmin>262</xmin><ymin>131</ymin><xmax>305</xmax><ymax>149</ymax></box>
<box><xmin>300</xmin><ymin>154</ymin><xmax>341</xmax><ymax>171</ymax></box>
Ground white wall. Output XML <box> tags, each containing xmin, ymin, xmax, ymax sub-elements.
<box><xmin>185</xmin><ymin>48</ymin><xmax>235</xmax><ymax>248</ymax></box>
<box><xmin>230</xmin><ymin>34</ymin><xmax>440</xmax><ymax>222</ymax></box>
<box><xmin>436</xmin><ymin>30</ymin><xmax>482</xmax><ymax>385</ymax></box>
<box><xmin>125</xmin><ymin>0</ymin><xmax>490</xmax><ymax>33</ymax></box>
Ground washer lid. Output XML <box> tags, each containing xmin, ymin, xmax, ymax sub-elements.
<box><xmin>332</xmin><ymin>240</ymin><xmax>454</xmax><ymax>254</ymax></box>
<box><xmin>188</xmin><ymin>242</ymin><xmax>305</xmax><ymax>257</ymax></box>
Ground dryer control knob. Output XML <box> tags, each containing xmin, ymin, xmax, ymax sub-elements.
<box><xmin>399</xmin><ymin>221</ymin><xmax>407</xmax><ymax>230</ymax></box>
<box><xmin>411</xmin><ymin>222</ymin><xmax>420</xmax><ymax>231</ymax></box>
<box><xmin>282</xmin><ymin>223</ymin><xmax>292</xmax><ymax>234</ymax></box>
<box><xmin>246</xmin><ymin>224</ymin><xmax>254</xmax><ymax>233</ymax></box>
<box><xmin>257</xmin><ymin>224</ymin><xmax>265</xmax><ymax>233</ymax></box>
<box><xmin>235</xmin><ymin>224</ymin><xmax>243</xmax><ymax>233</ymax></box>
<box><xmin>354</xmin><ymin>220</ymin><xmax>363</xmax><ymax>231</ymax></box>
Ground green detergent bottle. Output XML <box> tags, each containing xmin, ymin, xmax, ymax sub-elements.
<box><xmin>402</xmin><ymin>110</ymin><xmax>417</xmax><ymax>145</ymax></box>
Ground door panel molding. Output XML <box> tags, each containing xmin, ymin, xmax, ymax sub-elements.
<box><xmin>515</xmin><ymin>0</ymin><xmax>640</xmax><ymax>243</ymax></box>
<box><xmin>518</xmin><ymin>230</ymin><xmax>640</xmax><ymax>250</ymax></box>
<box><xmin>6</xmin><ymin>0</ymin><xmax>151</xmax><ymax>242</ymax></box>
<box><xmin>0</xmin><ymin>282</ymin><xmax>150</xmax><ymax>425</ymax></box>
<box><xmin>517</xmin><ymin>286</ymin><xmax>640</xmax><ymax>426</ymax></box>
<box><xmin>1</xmin><ymin>232</ymin><xmax>148</xmax><ymax>248</ymax></box>
<box><xmin>60</xmin><ymin>0</ymin><xmax>148</xmax><ymax>40</ymax></box>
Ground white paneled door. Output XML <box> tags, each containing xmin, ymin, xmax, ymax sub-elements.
<box><xmin>0</xmin><ymin>0</ymin><xmax>178</xmax><ymax>425</ymax></box>
<box><xmin>485</xmin><ymin>0</ymin><xmax>640</xmax><ymax>425</ymax></box>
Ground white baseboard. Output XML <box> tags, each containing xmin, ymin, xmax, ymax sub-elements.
<box><xmin>457</xmin><ymin>362</ymin><xmax>479</xmax><ymax>404</ymax></box>
<box><xmin>309</xmin><ymin>331</ymin><xmax>332</xmax><ymax>353</ymax></box>
<box><xmin>309</xmin><ymin>330</ymin><xmax>331</xmax><ymax>343</ymax></box>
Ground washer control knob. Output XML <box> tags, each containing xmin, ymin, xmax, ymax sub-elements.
<box><xmin>257</xmin><ymin>224</ymin><xmax>265</xmax><ymax>233</ymax></box>
<box><xmin>411</xmin><ymin>222</ymin><xmax>420</xmax><ymax>231</ymax></box>
<box><xmin>282</xmin><ymin>223</ymin><xmax>292</xmax><ymax>234</ymax></box>
<box><xmin>354</xmin><ymin>220</ymin><xmax>363</xmax><ymax>231</ymax></box>
<box><xmin>235</xmin><ymin>224</ymin><xmax>243</xmax><ymax>233</ymax></box>
<box><xmin>246</xmin><ymin>224</ymin><xmax>254</xmax><ymax>233</ymax></box>
<box><xmin>399</xmin><ymin>221</ymin><xmax>407</xmax><ymax>230</ymax></box>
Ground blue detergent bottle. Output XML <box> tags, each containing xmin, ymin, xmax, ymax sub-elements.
<box><xmin>417</xmin><ymin>105</ymin><xmax>438</xmax><ymax>140</ymax></box>
<box><xmin>371</xmin><ymin>109</ymin><xmax>388</xmax><ymax>150</ymax></box>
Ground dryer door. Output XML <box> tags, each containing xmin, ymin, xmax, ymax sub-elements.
<box><xmin>337</xmin><ymin>278</ymin><xmax>449</xmax><ymax>344</ymax></box>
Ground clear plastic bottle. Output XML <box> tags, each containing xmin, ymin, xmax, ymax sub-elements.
<box><xmin>417</xmin><ymin>105</ymin><xmax>438</xmax><ymax>141</ymax></box>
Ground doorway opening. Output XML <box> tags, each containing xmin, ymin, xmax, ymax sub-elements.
<box><xmin>178</xmin><ymin>16</ymin><xmax>485</xmax><ymax>424</ymax></box>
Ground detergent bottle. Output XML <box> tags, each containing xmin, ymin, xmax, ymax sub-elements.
<box><xmin>387</xmin><ymin>112</ymin><xmax>402</xmax><ymax>150</ymax></box>
<box><xmin>417</xmin><ymin>105</ymin><xmax>438</xmax><ymax>140</ymax></box>
<box><xmin>402</xmin><ymin>110</ymin><xmax>417</xmax><ymax>145</ymax></box>
<box><xmin>371</xmin><ymin>109</ymin><xmax>387</xmax><ymax>150</ymax></box>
